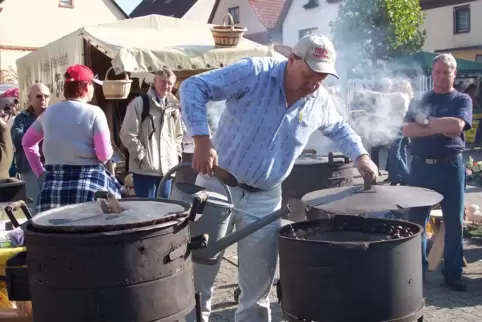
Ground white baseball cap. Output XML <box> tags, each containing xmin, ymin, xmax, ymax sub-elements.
<box><xmin>292</xmin><ymin>34</ymin><xmax>339</xmax><ymax>79</ymax></box>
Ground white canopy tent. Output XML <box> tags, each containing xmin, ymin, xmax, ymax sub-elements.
<box><xmin>17</xmin><ymin>14</ymin><xmax>285</xmax><ymax>105</ymax></box>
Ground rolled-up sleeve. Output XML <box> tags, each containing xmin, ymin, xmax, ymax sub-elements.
<box><xmin>180</xmin><ymin>58</ymin><xmax>258</xmax><ymax>137</ymax></box>
<box><xmin>319</xmin><ymin>96</ymin><xmax>368</xmax><ymax>160</ymax></box>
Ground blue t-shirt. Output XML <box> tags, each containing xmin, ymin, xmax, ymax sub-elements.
<box><xmin>407</xmin><ymin>90</ymin><xmax>472</xmax><ymax>158</ymax></box>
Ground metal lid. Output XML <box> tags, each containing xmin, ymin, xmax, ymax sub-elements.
<box><xmin>31</xmin><ymin>199</ymin><xmax>191</xmax><ymax>233</ymax></box>
<box><xmin>295</xmin><ymin>155</ymin><xmax>329</xmax><ymax>165</ymax></box>
<box><xmin>206</xmin><ymin>191</ymin><xmax>232</xmax><ymax>208</ymax></box>
<box><xmin>294</xmin><ymin>151</ymin><xmax>351</xmax><ymax>166</ymax></box>
<box><xmin>302</xmin><ymin>185</ymin><xmax>443</xmax><ymax>214</ymax></box>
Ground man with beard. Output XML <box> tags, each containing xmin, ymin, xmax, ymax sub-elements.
<box><xmin>403</xmin><ymin>53</ymin><xmax>472</xmax><ymax>292</ymax></box>
<box><xmin>11</xmin><ymin>83</ymin><xmax>50</xmax><ymax>213</ymax></box>
<box><xmin>180</xmin><ymin>34</ymin><xmax>378</xmax><ymax>322</ymax></box>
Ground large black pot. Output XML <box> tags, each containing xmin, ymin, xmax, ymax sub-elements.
<box><xmin>282</xmin><ymin>151</ymin><xmax>353</xmax><ymax>222</ymax></box>
<box><xmin>15</xmin><ymin>196</ymin><xmax>208</xmax><ymax>322</ymax></box>
<box><xmin>277</xmin><ymin>215</ymin><xmax>424</xmax><ymax>322</ymax></box>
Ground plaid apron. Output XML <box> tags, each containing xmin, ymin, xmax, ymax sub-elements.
<box><xmin>36</xmin><ymin>164</ymin><xmax>122</xmax><ymax>213</ymax></box>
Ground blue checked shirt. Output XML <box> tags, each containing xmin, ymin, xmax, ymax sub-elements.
<box><xmin>180</xmin><ymin>57</ymin><xmax>367</xmax><ymax>190</ymax></box>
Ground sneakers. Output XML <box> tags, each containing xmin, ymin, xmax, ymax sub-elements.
<box><xmin>443</xmin><ymin>277</ymin><xmax>467</xmax><ymax>292</ymax></box>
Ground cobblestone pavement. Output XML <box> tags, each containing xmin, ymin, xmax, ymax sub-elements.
<box><xmin>208</xmin><ymin>240</ymin><xmax>482</xmax><ymax>322</ymax></box>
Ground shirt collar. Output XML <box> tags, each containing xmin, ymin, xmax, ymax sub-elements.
<box><xmin>270</xmin><ymin>60</ymin><xmax>288</xmax><ymax>83</ymax></box>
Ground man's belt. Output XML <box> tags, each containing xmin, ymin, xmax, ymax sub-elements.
<box><xmin>238</xmin><ymin>183</ymin><xmax>264</xmax><ymax>193</ymax></box>
<box><xmin>413</xmin><ymin>153</ymin><xmax>461</xmax><ymax>165</ymax></box>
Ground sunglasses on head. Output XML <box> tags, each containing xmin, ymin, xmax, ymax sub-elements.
<box><xmin>36</xmin><ymin>93</ymin><xmax>50</xmax><ymax>99</ymax></box>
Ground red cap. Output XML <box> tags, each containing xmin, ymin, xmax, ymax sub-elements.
<box><xmin>64</xmin><ymin>64</ymin><xmax>103</xmax><ymax>85</ymax></box>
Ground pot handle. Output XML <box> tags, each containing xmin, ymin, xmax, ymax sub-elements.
<box><xmin>301</xmin><ymin>148</ymin><xmax>317</xmax><ymax>158</ymax></box>
<box><xmin>157</xmin><ymin>162</ymin><xmax>234</xmax><ymax>205</ymax></box>
<box><xmin>187</xmin><ymin>192</ymin><xmax>208</xmax><ymax>222</ymax></box>
<box><xmin>173</xmin><ymin>192</ymin><xmax>208</xmax><ymax>231</ymax></box>
<box><xmin>4</xmin><ymin>201</ymin><xmax>32</xmax><ymax>228</ymax></box>
<box><xmin>328</xmin><ymin>152</ymin><xmax>350</xmax><ymax>164</ymax></box>
<box><xmin>167</xmin><ymin>234</ymin><xmax>209</xmax><ymax>262</ymax></box>
<box><xmin>329</xmin><ymin>242</ymin><xmax>369</xmax><ymax>251</ymax></box>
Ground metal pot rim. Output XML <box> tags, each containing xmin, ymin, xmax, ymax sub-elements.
<box><xmin>278</xmin><ymin>217</ymin><xmax>424</xmax><ymax>245</ymax></box>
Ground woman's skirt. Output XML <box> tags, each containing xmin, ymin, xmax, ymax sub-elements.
<box><xmin>36</xmin><ymin>164</ymin><xmax>122</xmax><ymax>214</ymax></box>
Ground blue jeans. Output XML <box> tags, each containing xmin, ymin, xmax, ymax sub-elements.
<box><xmin>408</xmin><ymin>154</ymin><xmax>465</xmax><ymax>279</ymax></box>
<box><xmin>132</xmin><ymin>173</ymin><xmax>172</xmax><ymax>198</ymax></box>
<box><xmin>387</xmin><ymin>135</ymin><xmax>409</xmax><ymax>183</ymax></box>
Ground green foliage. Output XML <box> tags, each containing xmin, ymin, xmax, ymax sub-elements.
<box><xmin>330</xmin><ymin>0</ymin><xmax>426</xmax><ymax>66</ymax></box>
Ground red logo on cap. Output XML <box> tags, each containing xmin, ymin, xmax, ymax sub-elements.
<box><xmin>313</xmin><ymin>47</ymin><xmax>329</xmax><ymax>59</ymax></box>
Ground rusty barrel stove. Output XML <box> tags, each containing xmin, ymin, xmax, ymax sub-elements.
<box><xmin>19</xmin><ymin>197</ymin><xmax>209</xmax><ymax>322</ymax></box>
<box><xmin>276</xmin><ymin>182</ymin><xmax>444</xmax><ymax>322</ymax></box>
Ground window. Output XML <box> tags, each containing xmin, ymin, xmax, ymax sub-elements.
<box><xmin>454</xmin><ymin>5</ymin><xmax>470</xmax><ymax>34</ymax></box>
<box><xmin>299</xmin><ymin>27</ymin><xmax>319</xmax><ymax>39</ymax></box>
<box><xmin>59</xmin><ymin>0</ymin><xmax>74</xmax><ymax>8</ymax></box>
<box><xmin>476</xmin><ymin>55</ymin><xmax>482</xmax><ymax>63</ymax></box>
<box><xmin>228</xmin><ymin>6</ymin><xmax>240</xmax><ymax>24</ymax></box>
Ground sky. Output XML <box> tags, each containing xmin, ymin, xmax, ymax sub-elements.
<box><xmin>115</xmin><ymin>0</ymin><xmax>142</xmax><ymax>15</ymax></box>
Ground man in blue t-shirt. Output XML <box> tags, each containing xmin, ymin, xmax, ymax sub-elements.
<box><xmin>403</xmin><ymin>53</ymin><xmax>472</xmax><ymax>292</ymax></box>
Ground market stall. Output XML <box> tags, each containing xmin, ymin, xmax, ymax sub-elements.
<box><xmin>16</xmin><ymin>14</ymin><xmax>284</xmax><ymax>176</ymax></box>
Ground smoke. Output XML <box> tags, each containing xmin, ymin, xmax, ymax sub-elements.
<box><xmin>303</xmin><ymin>0</ymin><xmax>430</xmax><ymax>153</ymax></box>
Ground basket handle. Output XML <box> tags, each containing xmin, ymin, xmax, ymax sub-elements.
<box><xmin>104</xmin><ymin>67</ymin><xmax>129</xmax><ymax>81</ymax></box>
<box><xmin>222</xmin><ymin>13</ymin><xmax>235</xmax><ymax>31</ymax></box>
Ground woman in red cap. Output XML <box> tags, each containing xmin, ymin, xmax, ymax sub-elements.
<box><xmin>22</xmin><ymin>64</ymin><xmax>121</xmax><ymax>213</ymax></box>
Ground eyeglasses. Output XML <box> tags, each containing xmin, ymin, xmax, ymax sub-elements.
<box><xmin>36</xmin><ymin>93</ymin><xmax>50</xmax><ymax>99</ymax></box>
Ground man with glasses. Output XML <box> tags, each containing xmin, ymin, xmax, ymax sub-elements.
<box><xmin>11</xmin><ymin>83</ymin><xmax>50</xmax><ymax>214</ymax></box>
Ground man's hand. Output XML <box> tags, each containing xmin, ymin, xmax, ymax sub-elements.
<box><xmin>192</xmin><ymin>135</ymin><xmax>218</xmax><ymax>175</ymax></box>
<box><xmin>356</xmin><ymin>154</ymin><xmax>378</xmax><ymax>183</ymax></box>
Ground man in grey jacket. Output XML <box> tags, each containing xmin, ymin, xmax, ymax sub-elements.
<box><xmin>120</xmin><ymin>68</ymin><xmax>183</xmax><ymax>198</ymax></box>
<box><xmin>11</xmin><ymin>83</ymin><xmax>50</xmax><ymax>213</ymax></box>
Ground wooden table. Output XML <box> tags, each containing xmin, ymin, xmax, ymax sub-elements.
<box><xmin>427</xmin><ymin>209</ymin><xmax>468</xmax><ymax>271</ymax></box>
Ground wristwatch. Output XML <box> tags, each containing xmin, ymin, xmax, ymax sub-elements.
<box><xmin>422</xmin><ymin>118</ymin><xmax>430</xmax><ymax>126</ymax></box>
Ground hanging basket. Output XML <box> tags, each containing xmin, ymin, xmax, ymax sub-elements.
<box><xmin>102</xmin><ymin>67</ymin><xmax>133</xmax><ymax>100</ymax></box>
<box><xmin>210</xmin><ymin>13</ymin><xmax>247</xmax><ymax>48</ymax></box>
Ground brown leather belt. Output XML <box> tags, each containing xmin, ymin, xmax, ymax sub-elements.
<box><xmin>238</xmin><ymin>183</ymin><xmax>264</xmax><ymax>193</ymax></box>
<box><xmin>413</xmin><ymin>153</ymin><xmax>461</xmax><ymax>165</ymax></box>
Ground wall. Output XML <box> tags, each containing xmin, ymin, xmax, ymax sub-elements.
<box><xmin>282</xmin><ymin>0</ymin><xmax>341</xmax><ymax>46</ymax></box>
<box><xmin>448</xmin><ymin>48</ymin><xmax>482</xmax><ymax>61</ymax></box>
<box><xmin>422</xmin><ymin>0</ymin><xmax>482</xmax><ymax>55</ymax></box>
<box><xmin>183</xmin><ymin>0</ymin><xmax>217</xmax><ymax>22</ymax></box>
<box><xmin>211</xmin><ymin>0</ymin><xmax>267</xmax><ymax>35</ymax></box>
<box><xmin>0</xmin><ymin>0</ymin><xmax>125</xmax><ymax>74</ymax></box>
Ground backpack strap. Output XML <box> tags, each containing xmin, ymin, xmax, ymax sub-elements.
<box><xmin>139</xmin><ymin>93</ymin><xmax>156</xmax><ymax>140</ymax></box>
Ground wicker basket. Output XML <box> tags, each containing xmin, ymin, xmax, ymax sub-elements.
<box><xmin>102</xmin><ymin>67</ymin><xmax>133</xmax><ymax>100</ymax></box>
<box><xmin>210</xmin><ymin>13</ymin><xmax>247</xmax><ymax>48</ymax></box>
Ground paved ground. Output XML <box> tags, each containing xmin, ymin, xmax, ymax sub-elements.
<box><xmin>206</xmin><ymin>148</ymin><xmax>482</xmax><ymax>321</ymax></box>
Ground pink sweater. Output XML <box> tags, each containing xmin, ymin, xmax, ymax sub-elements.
<box><xmin>22</xmin><ymin>100</ymin><xmax>113</xmax><ymax>177</ymax></box>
